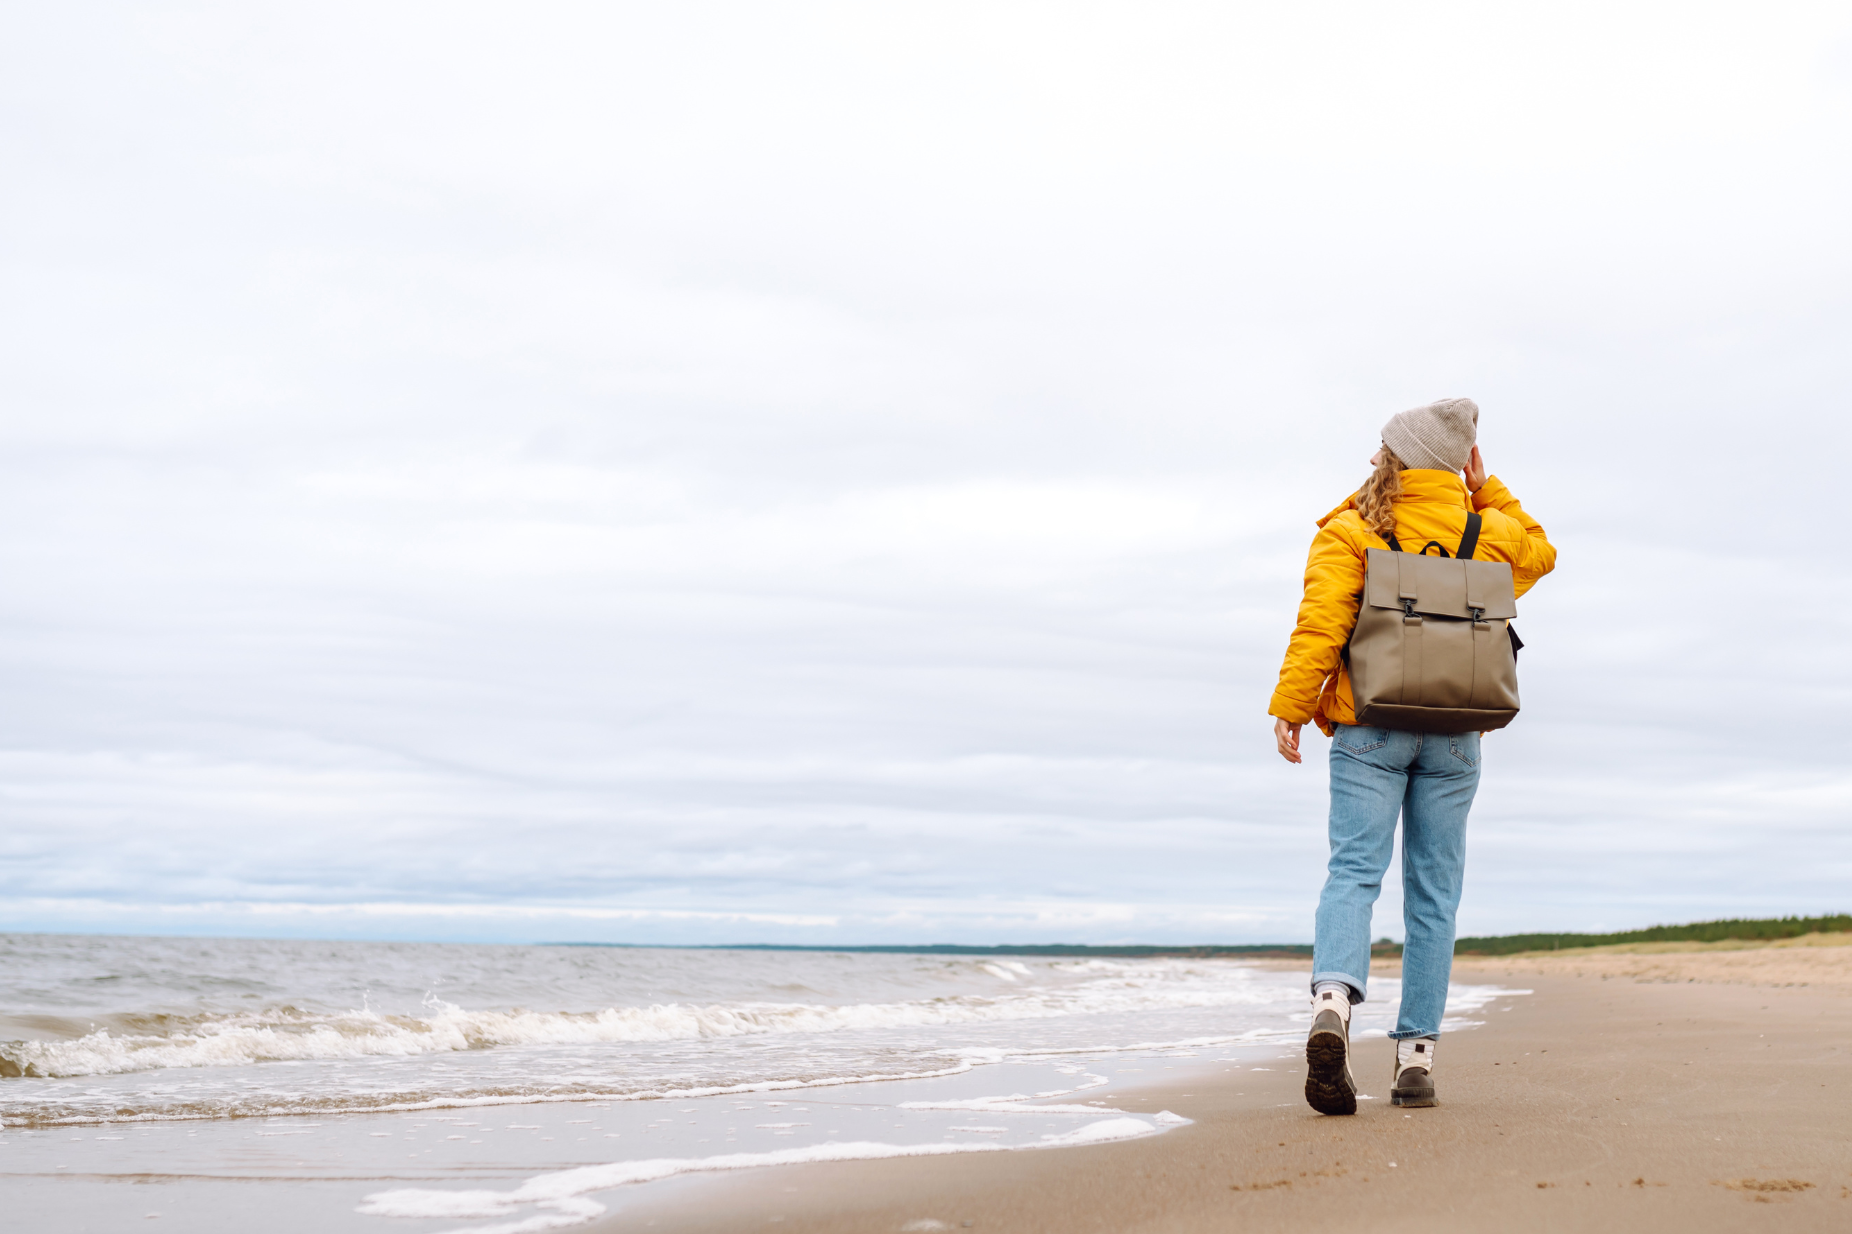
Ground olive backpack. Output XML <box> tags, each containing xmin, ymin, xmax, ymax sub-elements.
<box><xmin>1344</xmin><ymin>513</ymin><xmax>1524</xmax><ymax>733</ymax></box>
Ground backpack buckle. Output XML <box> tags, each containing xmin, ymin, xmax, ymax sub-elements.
<box><xmin>1402</xmin><ymin>599</ymin><xmax>1418</xmax><ymax>619</ymax></box>
<box><xmin>1469</xmin><ymin>606</ymin><xmax>1485</xmax><ymax>624</ymax></box>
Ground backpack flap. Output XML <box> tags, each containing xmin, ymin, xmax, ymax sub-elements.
<box><xmin>1363</xmin><ymin>550</ymin><xmax>1516</xmax><ymax>621</ymax></box>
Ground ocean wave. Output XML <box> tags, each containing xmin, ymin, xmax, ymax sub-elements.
<box><xmin>0</xmin><ymin>962</ymin><xmax>1303</xmax><ymax>1080</ymax></box>
<box><xmin>0</xmin><ymin>1058</ymin><xmax>990</xmax><ymax>1127</ymax></box>
<box><xmin>0</xmin><ymin>990</ymin><xmax>1521</xmax><ymax>1126</ymax></box>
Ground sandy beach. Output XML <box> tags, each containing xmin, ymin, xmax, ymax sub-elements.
<box><xmin>1450</xmin><ymin>930</ymin><xmax>1852</xmax><ymax>991</ymax></box>
<box><xmin>604</xmin><ymin>936</ymin><xmax>1852</xmax><ymax>1233</ymax></box>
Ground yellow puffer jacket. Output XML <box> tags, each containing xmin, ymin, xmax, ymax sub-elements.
<box><xmin>1269</xmin><ymin>470</ymin><xmax>1556</xmax><ymax>734</ymax></box>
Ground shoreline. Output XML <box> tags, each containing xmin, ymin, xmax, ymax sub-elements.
<box><xmin>9</xmin><ymin>941</ymin><xmax>1847</xmax><ymax>1230</ymax></box>
<box><xmin>2</xmin><ymin>956</ymin><xmax>1379</xmax><ymax>1232</ymax></box>
<box><xmin>591</xmin><ymin>944</ymin><xmax>1852</xmax><ymax>1233</ymax></box>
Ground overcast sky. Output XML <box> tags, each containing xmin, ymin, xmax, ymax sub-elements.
<box><xmin>3</xmin><ymin>1</ymin><xmax>1850</xmax><ymax>945</ymax></box>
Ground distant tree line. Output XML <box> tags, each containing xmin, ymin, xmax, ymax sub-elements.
<box><xmin>1451</xmin><ymin>914</ymin><xmax>1852</xmax><ymax>957</ymax></box>
<box><xmin>552</xmin><ymin>915</ymin><xmax>1849</xmax><ymax>958</ymax></box>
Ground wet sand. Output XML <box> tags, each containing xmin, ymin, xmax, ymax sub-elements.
<box><xmin>604</xmin><ymin>939</ymin><xmax>1852</xmax><ymax>1233</ymax></box>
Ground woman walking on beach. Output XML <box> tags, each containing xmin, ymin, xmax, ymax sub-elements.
<box><xmin>1269</xmin><ymin>398</ymin><xmax>1555</xmax><ymax>1115</ymax></box>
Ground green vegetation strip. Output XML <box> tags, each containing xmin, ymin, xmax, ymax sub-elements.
<box><xmin>1453</xmin><ymin>914</ymin><xmax>1852</xmax><ymax>956</ymax></box>
<box><xmin>552</xmin><ymin>916</ymin><xmax>1849</xmax><ymax>959</ymax></box>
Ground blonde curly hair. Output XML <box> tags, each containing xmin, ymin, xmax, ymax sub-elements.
<box><xmin>1356</xmin><ymin>446</ymin><xmax>1403</xmax><ymax>543</ymax></box>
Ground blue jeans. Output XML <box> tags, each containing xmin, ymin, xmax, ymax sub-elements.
<box><xmin>1312</xmin><ymin>724</ymin><xmax>1480</xmax><ymax>1039</ymax></box>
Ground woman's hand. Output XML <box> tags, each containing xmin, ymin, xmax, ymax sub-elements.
<box><xmin>1462</xmin><ymin>445</ymin><xmax>1487</xmax><ymax>493</ymax></box>
<box><xmin>1273</xmin><ymin>717</ymin><xmax>1303</xmax><ymax>764</ymax></box>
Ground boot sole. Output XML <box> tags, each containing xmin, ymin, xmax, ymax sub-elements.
<box><xmin>1304</xmin><ymin>1028</ymin><xmax>1356</xmax><ymax>1116</ymax></box>
<box><xmin>1390</xmin><ymin>1089</ymin><xmax>1437</xmax><ymax>1108</ymax></box>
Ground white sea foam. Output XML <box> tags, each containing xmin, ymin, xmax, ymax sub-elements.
<box><xmin>358</xmin><ymin>1117</ymin><xmax>1174</xmax><ymax>1232</ymax></box>
<box><xmin>15</xmin><ymin>973</ymin><xmax>1516</xmax><ymax>1081</ymax></box>
<box><xmin>0</xmin><ymin>936</ymin><xmax>1529</xmax><ymax>1132</ymax></box>
<box><xmin>1</xmin><ymin>958</ymin><xmax>1314</xmax><ymax>1080</ymax></box>
<box><xmin>899</xmin><ymin>1096</ymin><xmax>1136</xmax><ymax>1116</ymax></box>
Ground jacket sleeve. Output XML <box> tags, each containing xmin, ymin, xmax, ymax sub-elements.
<box><xmin>1472</xmin><ymin>475</ymin><xmax>1556</xmax><ymax>598</ymax></box>
<box><xmin>1268</xmin><ymin>518</ymin><xmax>1367</xmax><ymax>724</ymax></box>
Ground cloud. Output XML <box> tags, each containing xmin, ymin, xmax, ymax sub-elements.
<box><xmin>2</xmin><ymin>1</ymin><xmax>1850</xmax><ymax>943</ymax></box>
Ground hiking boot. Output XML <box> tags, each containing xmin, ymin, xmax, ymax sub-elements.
<box><xmin>1304</xmin><ymin>989</ymin><xmax>1356</xmax><ymax>1116</ymax></box>
<box><xmin>1391</xmin><ymin>1038</ymin><xmax>1438</xmax><ymax>1108</ymax></box>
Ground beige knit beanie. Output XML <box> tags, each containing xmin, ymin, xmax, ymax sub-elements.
<box><xmin>1381</xmin><ymin>397</ymin><xmax>1479</xmax><ymax>473</ymax></box>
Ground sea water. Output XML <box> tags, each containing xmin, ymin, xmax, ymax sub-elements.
<box><xmin>0</xmin><ymin>934</ymin><xmax>1518</xmax><ymax>1231</ymax></box>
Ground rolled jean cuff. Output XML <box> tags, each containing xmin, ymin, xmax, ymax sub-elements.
<box><xmin>1388</xmin><ymin>1028</ymin><xmax>1441</xmax><ymax>1041</ymax></box>
<box><xmin>1309</xmin><ymin>970</ymin><xmax>1367</xmax><ymax>1005</ymax></box>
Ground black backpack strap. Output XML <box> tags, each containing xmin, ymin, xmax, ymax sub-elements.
<box><xmin>1456</xmin><ymin>511</ymin><xmax>1482</xmax><ymax>560</ymax></box>
<box><xmin>1382</xmin><ymin>511</ymin><xmax>1481</xmax><ymax>558</ymax></box>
